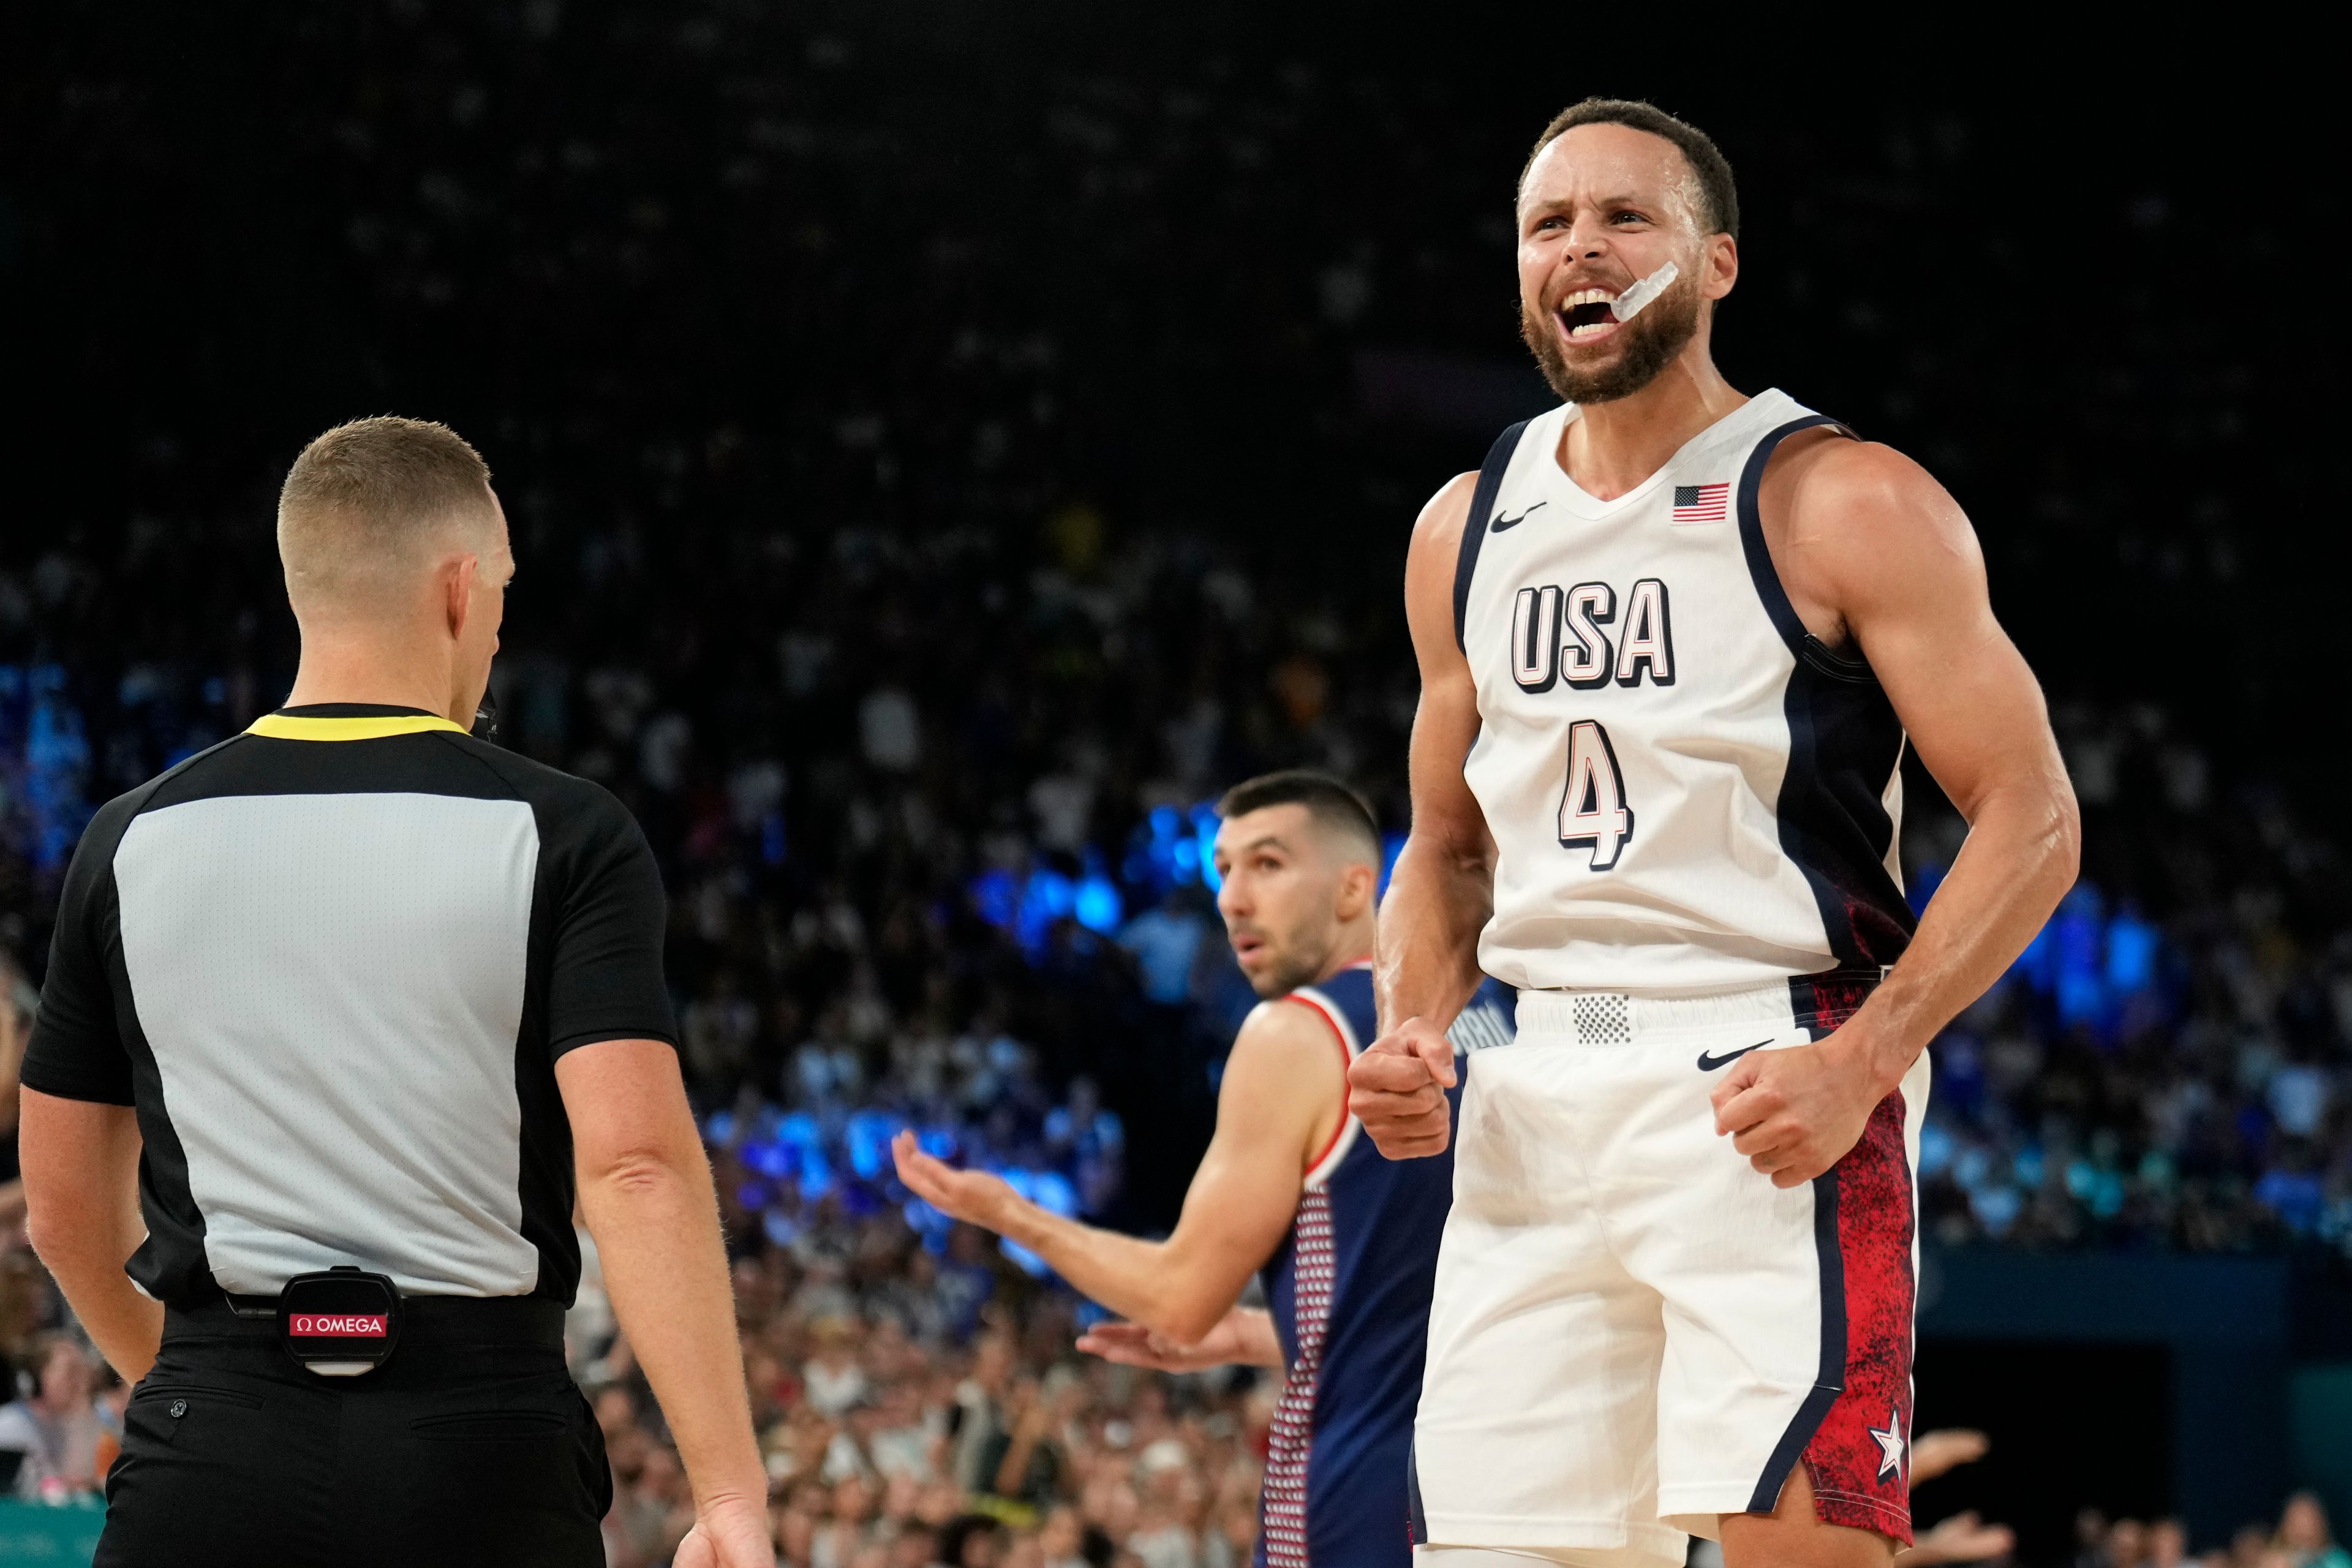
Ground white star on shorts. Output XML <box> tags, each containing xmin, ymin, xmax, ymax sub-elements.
<box><xmin>1868</xmin><ymin>1408</ymin><xmax>1906</xmax><ymax>1479</ymax></box>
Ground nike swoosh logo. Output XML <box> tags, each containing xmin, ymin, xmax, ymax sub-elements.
<box><xmin>1489</xmin><ymin>502</ymin><xmax>1547</xmax><ymax>532</ymax></box>
<box><xmin>1696</xmin><ymin>1040</ymin><xmax>1773</xmax><ymax>1072</ymax></box>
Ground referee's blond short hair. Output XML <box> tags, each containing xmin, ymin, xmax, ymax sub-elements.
<box><xmin>277</xmin><ymin>416</ymin><xmax>499</xmax><ymax>615</ymax></box>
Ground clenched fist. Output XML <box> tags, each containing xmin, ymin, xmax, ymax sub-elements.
<box><xmin>1346</xmin><ymin>1016</ymin><xmax>1455</xmax><ymax>1159</ymax></box>
<box><xmin>1709</xmin><ymin>1031</ymin><xmax>1888</xmax><ymax>1188</ymax></box>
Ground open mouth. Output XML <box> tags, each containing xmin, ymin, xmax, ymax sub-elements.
<box><xmin>1557</xmin><ymin>287</ymin><xmax>1621</xmax><ymax>344</ymax></box>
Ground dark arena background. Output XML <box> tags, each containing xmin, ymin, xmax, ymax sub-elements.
<box><xmin>2</xmin><ymin>8</ymin><xmax>2348</xmax><ymax>1565</ymax></box>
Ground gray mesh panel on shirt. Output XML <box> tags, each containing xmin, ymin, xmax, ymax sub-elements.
<box><xmin>115</xmin><ymin>793</ymin><xmax>541</xmax><ymax>1297</ymax></box>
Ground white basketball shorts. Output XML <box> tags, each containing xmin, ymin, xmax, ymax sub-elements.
<box><xmin>1408</xmin><ymin>973</ymin><xmax>1926</xmax><ymax>1564</ymax></box>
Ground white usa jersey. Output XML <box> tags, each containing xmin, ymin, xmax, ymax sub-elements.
<box><xmin>1455</xmin><ymin>388</ymin><xmax>1915</xmax><ymax>993</ymax></box>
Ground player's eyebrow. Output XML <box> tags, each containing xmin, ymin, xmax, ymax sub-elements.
<box><xmin>1219</xmin><ymin>832</ymin><xmax>1292</xmax><ymax>859</ymax></box>
<box><xmin>1521</xmin><ymin>190</ymin><xmax>1651</xmax><ymax>221</ymax></box>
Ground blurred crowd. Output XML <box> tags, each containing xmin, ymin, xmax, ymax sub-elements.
<box><xmin>4</xmin><ymin>0</ymin><xmax>2346</xmax><ymax>1270</ymax></box>
<box><xmin>7</xmin><ymin>1114</ymin><xmax>2352</xmax><ymax>1568</ymax></box>
<box><xmin>2066</xmin><ymin>1495</ymin><xmax>2350</xmax><ymax>1568</ymax></box>
<box><xmin>1909</xmin><ymin>706</ymin><xmax>2352</xmax><ymax>1254</ymax></box>
<box><xmin>7</xmin><ymin>524</ymin><xmax>2351</xmax><ymax>1267</ymax></box>
<box><xmin>568</xmin><ymin>1206</ymin><xmax>1272</xmax><ymax>1568</ymax></box>
<box><xmin>5</xmin><ymin>2</ymin><xmax>2352</xmax><ymax>1561</ymax></box>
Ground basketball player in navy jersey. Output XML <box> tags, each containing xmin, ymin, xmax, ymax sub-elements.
<box><xmin>894</xmin><ymin>771</ymin><xmax>1514</xmax><ymax>1568</ymax></box>
<box><xmin>1349</xmin><ymin>100</ymin><xmax>2079</xmax><ymax>1568</ymax></box>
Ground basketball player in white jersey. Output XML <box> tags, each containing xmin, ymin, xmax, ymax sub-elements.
<box><xmin>1349</xmin><ymin>99</ymin><xmax>2079</xmax><ymax>1568</ymax></box>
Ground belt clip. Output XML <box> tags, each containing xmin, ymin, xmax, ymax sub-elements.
<box><xmin>279</xmin><ymin>1266</ymin><xmax>402</xmax><ymax>1377</ymax></box>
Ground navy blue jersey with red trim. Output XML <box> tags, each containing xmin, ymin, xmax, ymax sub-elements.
<box><xmin>1253</xmin><ymin>965</ymin><xmax>1515</xmax><ymax>1568</ymax></box>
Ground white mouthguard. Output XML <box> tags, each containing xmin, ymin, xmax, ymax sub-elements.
<box><xmin>1610</xmin><ymin>260</ymin><xmax>1680</xmax><ymax>322</ymax></box>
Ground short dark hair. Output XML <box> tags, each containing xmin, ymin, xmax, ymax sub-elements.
<box><xmin>1521</xmin><ymin>98</ymin><xmax>1739</xmax><ymax>240</ymax></box>
<box><xmin>1216</xmin><ymin>770</ymin><xmax>1382</xmax><ymax>866</ymax></box>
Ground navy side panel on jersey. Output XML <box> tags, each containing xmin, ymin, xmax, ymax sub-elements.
<box><xmin>1733</xmin><ymin>416</ymin><xmax>1916</xmax><ymax>973</ymax></box>
<box><xmin>1256</xmin><ymin>970</ymin><xmax>1514</xmax><ymax>1568</ymax></box>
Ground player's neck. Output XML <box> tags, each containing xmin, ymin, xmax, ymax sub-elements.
<box><xmin>284</xmin><ymin>628</ymin><xmax>464</xmax><ymax>722</ymax></box>
<box><xmin>1558</xmin><ymin>346</ymin><xmax>1746</xmax><ymax>502</ymax></box>
<box><xmin>1312</xmin><ymin>936</ymin><xmax>1376</xmax><ymax>985</ymax></box>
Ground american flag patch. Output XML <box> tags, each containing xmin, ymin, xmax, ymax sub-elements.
<box><xmin>1672</xmin><ymin>483</ymin><xmax>1730</xmax><ymax>523</ymax></box>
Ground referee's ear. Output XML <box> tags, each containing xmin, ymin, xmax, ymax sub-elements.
<box><xmin>440</xmin><ymin>552</ymin><xmax>481</xmax><ymax>641</ymax></box>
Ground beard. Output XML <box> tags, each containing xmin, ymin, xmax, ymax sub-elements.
<box><xmin>1243</xmin><ymin>943</ymin><xmax>1325</xmax><ymax>1001</ymax></box>
<box><xmin>1231</xmin><ymin>919</ymin><xmax>1335</xmax><ymax>1000</ymax></box>
<box><xmin>1520</xmin><ymin>271</ymin><xmax>1703</xmax><ymax>405</ymax></box>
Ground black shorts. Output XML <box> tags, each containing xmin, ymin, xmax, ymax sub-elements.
<box><xmin>99</xmin><ymin>1297</ymin><xmax>610</xmax><ymax>1568</ymax></box>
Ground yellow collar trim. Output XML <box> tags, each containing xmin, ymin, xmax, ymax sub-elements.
<box><xmin>246</xmin><ymin>713</ymin><xmax>469</xmax><ymax>742</ymax></box>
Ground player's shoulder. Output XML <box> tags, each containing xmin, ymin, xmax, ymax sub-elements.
<box><xmin>1235</xmin><ymin>990</ymin><xmax>1352</xmax><ymax>1064</ymax></box>
<box><xmin>1770</xmin><ymin>428</ymin><xmax>1960</xmax><ymax>529</ymax></box>
<box><xmin>1408</xmin><ymin>469</ymin><xmax>1482</xmax><ymax>565</ymax></box>
<box><xmin>1219</xmin><ymin>993</ymin><xmax>1352</xmax><ymax>1125</ymax></box>
<box><xmin>1404</xmin><ymin>469</ymin><xmax>1483</xmax><ymax>652</ymax></box>
<box><xmin>1766</xmin><ymin>428</ymin><xmax>1983</xmax><ymax>614</ymax></box>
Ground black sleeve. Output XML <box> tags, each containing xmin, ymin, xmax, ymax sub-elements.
<box><xmin>544</xmin><ymin>785</ymin><xmax>679</xmax><ymax>1058</ymax></box>
<box><xmin>19</xmin><ymin>801</ymin><xmax>137</xmax><ymax>1104</ymax></box>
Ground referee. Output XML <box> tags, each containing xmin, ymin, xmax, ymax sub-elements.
<box><xmin>15</xmin><ymin>419</ymin><xmax>774</xmax><ymax>1567</ymax></box>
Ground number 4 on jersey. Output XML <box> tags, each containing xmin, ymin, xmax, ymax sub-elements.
<box><xmin>1556</xmin><ymin>720</ymin><xmax>1634</xmax><ymax>870</ymax></box>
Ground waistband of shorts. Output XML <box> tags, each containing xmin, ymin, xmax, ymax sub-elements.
<box><xmin>1514</xmin><ymin>968</ymin><xmax>1883</xmax><ymax>1043</ymax></box>
<box><xmin>165</xmin><ymin>1293</ymin><xmax>568</xmax><ymax>1351</ymax></box>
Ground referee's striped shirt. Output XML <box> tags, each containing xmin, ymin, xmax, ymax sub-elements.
<box><xmin>19</xmin><ymin>704</ymin><xmax>679</xmax><ymax>1308</ymax></box>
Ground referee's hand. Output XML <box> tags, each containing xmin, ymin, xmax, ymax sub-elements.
<box><xmin>673</xmin><ymin>1495</ymin><xmax>775</xmax><ymax>1568</ymax></box>
<box><xmin>1348</xmin><ymin>1017</ymin><xmax>1455</xmax><ymax>1159</ymax></box>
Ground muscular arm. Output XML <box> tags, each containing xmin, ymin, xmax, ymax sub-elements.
<box><xmin>1378</xmin><ymin>470</ymin><xmax>1497</xmax><ymax>1032</ymax></box>
<box><xmin>1804</xmin><ymin>443</ymin><xmax>2078</xmax><ymax>1082</ymax></box>
<box><xmin>1714</xmin><ymin>439</ymin><xmax>2080</xmax><ymax>1183</ymax></box>
<box><xmin>20</xmin><ymin>1090</ymin><xmax>162</xmax><ymax>1381</ymax></box>
<box><xmin>893</xmin><ymin>999</ymin><xmax>1341</xmax><ymax>1345</ymax></box>
<box><xmin>1351</xmin><ymin>472</ymin><xmax>1494</xmax><ymax>1158</ymax></box>
<box><xmin>559</xmin><ymin>1041</ymin><xmax>771</xmax><ymax>1560</ymax></box>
